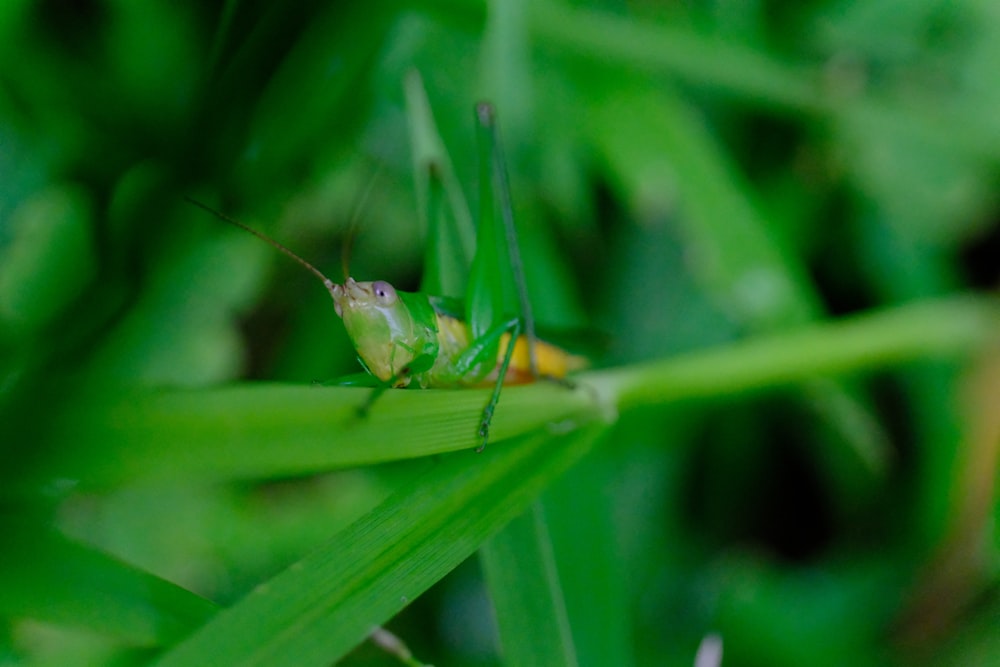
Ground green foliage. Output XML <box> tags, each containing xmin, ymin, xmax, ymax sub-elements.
<box><xmin>2</xmin><ymin>2</ymin><xmax>999</xmax><ymax>666</ymax></box>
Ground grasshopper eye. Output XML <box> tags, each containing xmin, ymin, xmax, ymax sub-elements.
<box><xmin>372</xmin><ymin>280</ymin><xmax>397</xmax><ymax>305</ymax></box>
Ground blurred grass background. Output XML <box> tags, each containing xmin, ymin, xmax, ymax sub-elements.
<box><xmin>1</xmin><ymin>1</ymin><xmax>999</xmax><ymax>665</ymax></box>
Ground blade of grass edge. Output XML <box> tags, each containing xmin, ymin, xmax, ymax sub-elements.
<box><xmin>404</xmin><ymin>69</ymin><xmax>475</xmax><ymax>297</ymax></box>
<box><xmin>480</xmin><ymin>502</ymin><xmax>579</xmax><ymax>667</ymax></box>
<box><xmin>151</xmin><ymin>424</ymin><xmax>609</xmax><ymax>667</ymax></box>
<box><xmin>541</xmin><ymin>450</ymin><xmax>635</xmax><ymax>666</ymax></box>
<box><xmin>1</xmin><ymin>520</ymin><xmax>216</xmax><ymax>646</ymax></box>
<box><xmin>583</xmin><ymin>76</ymin><xmax>893</xmax><ymax>482</ymax></box>
<box><xmin>27</xmin><ymin>381</ymin><xmax>594</xmax><ymax>491</ymax></box>
<box><xmin>590</xmin><ymin>295</ymin><xmax>1000</xmax><ymax>412</ymax></box>
<box><xmin>24</xmin><ymin>295</ymin><xmax>997</xmax><ymax>493</ymax></box>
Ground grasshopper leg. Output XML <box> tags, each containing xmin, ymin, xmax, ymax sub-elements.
<box><xmin>476</xmin><ymin>318</ymin><xmax>523</xmax><ymax>452</ymax></box>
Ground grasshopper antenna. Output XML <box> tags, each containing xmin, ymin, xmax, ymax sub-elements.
<box><xmin>340</xmin><ymin>167</ymin><xmax>383</xmax><ymax>281</ymax></box>
<box><xmin>184</xmin><ymin>197</ymin><xmax>338</xmax><ymax>294</ymax></box>
<box><xmin>340</xmin><ymin>222</ymin><xmax>355</xmax><ymax>282</ymax></box>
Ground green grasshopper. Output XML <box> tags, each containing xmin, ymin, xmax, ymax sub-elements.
<box><xmin>190</xmin><ymin>94</ymin><xmax>582</xmax><ymax>450</ymax></box>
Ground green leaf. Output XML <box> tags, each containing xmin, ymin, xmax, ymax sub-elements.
<box><xmin>29</xmin><ymin>380</ymin><xmax>597</xmax><ymax>491</ymax></box>
<box><xmin>150</xmin><ymin>424</ymin><xmax>609</xmax><ymax>667</ymax></box>
<box><xmin>542</xmin><ymin>451</ymin><xmax>634</xmax><ymax>667</ymax></box>
<box><xmin>0</xmin><ymin>184</ymin><xmax>97</xmax><ymax>339</ymax></box>
<box><xmin>481</xmin><ymin>503</ymin><xmax>578</xmax><ymax>667</ymax></box>
<box><xmin>590</xmin><ymin>295</ymin><xmax>1000</xmax><ymax>412</ymax></box>
<box><xmin>405</xmin><ymin>69</ymin><xmax>475</xmax><ymax>298</ymax></box>
<box><xmin>0</xmin><ymin>520</ymin><xmax>216</xmax><ymax>646</ymax></box>
<box><xmin>23</xmin><ymin>295</ymin><xmax>996</xmax><ymax>495</ymax></box>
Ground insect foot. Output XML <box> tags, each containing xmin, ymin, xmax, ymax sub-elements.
<box><xmin>476</xmin><ymin>404</ymin><xmax>495</xmax><ymax>453</ymax></box>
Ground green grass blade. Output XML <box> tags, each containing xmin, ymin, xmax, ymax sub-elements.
<box><xmin>0</xmin><ymin>520</ymin><xmax>216</xmax><ymax>645</ymax></box>
<box><xmin>480</xmin><ymin>503</ymin><xmax>579</xmax><ymax>667</ymax></box>
<box><xmin>542</xmin><ymin>452</ymin><xmax>635</xmax><ymax>666</ymax></box>
<box><xmin>590</xmin><ymin>295</ymin><xmax>1000</xmax><ymax>412</ymax></box>
<box><xmin>405</xmin><ymin>69</ymin><xmax>475</xmax><ymax>297</ymax></box>
<box><xmin>528</xmin><ymin>2</ymin><xmax>820</xmax><ymax>113</ymax></box>
<box><xmin>477</xmin><ymin>0</ymin><xmax>532</xmax><ymax>144</ymax></box>
<box><xmin>150</xmin><ymin>424</ymin><xmax>609</xmax><ymax>667</ymax></box>
<box><xmin>587</xmin><ymin>82</ymin><xmax>818</xmax><ymax>328</ymax></box>
<box><xmin>526</xmin><ymin>2</ymin><xmax>1000</xmax><ymax>161</ymax></box>
<box><xmin>29</xmin><ymin>381</ymin><xmax>597</xmax><ymax>490</ymax></box>
<box><xmin>239</xmin><ymin>4</ymin><xmax>393</xmax><ymax>186</ymax></box>
<box><xmin>25</xmin><ymin>296</ymin><xmax>996</xmax><ymax>494</ymax></box>
<box><xmin>584</xmin><ymin>77</ymin><xmax>894</xmax><ymax>496</ymax></box>
<box><xmin>203</xmin><ymin>0</ymin><xmax>239</xmax><ymax>84</ymax></box>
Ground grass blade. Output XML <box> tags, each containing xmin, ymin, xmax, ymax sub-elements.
<box><xmin>0</xmin><ymin>520</ymin><xmax>216</xmax><ymax>645</ymax></box>
<box><xmin>591</xmin><ymin>295</ymin><xmax>1000</xmax><ymax>412</ymax></box>
<box><xmin>151</xmin><ymin>424</ymin><xmax>609</xmax><ymax>667</ymax></box>
<box><xmin>27</xmin><ymin>381</ymin><xmax>596</xmax><ymax>491</ymax></box>
<box><xmin>542</xmin><ymin>452</ymin><xmax>635</xmax><ymax>666</ymax></box>
<box><xmin>405</xmin><ymin>69</ymin><xmax>475</xmax><ymax>297</ymax></box>
<box><xmin>23</xmin><ymin>296</ymin><xmax>996</xmax><ymax>494</ymax></box>
<box><xmin>481</xmin><ymin>503</ymin><xmax>578</xmax><ymax>667</ymax></box>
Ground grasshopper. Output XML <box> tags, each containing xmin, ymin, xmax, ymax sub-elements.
<box><xmin>190</xmin><ymin>88</ymin><xmax>582</xmax><ymax>450</ymax></box>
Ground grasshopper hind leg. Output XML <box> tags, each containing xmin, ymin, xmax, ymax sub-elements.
<box><xmin>475</xmin><ymin>319</ymin><xmax>523</xmax><ymax>452</ymax></box>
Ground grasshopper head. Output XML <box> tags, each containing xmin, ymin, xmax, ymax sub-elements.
<box><xmin>329</xmin><ymin>277</ymin><xmax>432</xmax><ymax>384</ymax></box>
<box><xmin>181</xmin><ymin>199</ymin><xmax>433</xmax><ymax>385</ymax></box>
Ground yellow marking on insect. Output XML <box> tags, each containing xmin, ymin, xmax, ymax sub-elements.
<box><xmin>499</xmin><ymin>333</ymin><xmax>587</xmax><ymax>384</ymax></box>
<box><xmin>433</xmin><ymin>312</ymin><xmax>585</xmax><ymax>385</ymax></box>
